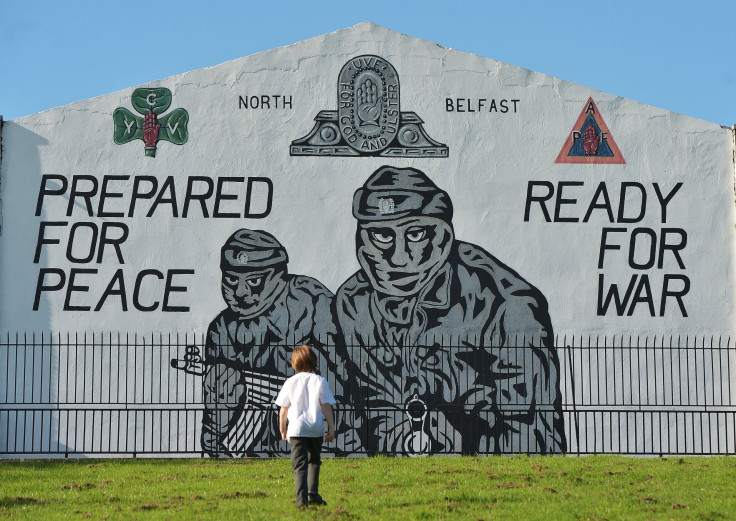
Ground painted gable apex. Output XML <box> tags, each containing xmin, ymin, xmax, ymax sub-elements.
<box><xmin>0</xmin><ymin>21</ymin><xmax>733</xmax><ymax>339</ymax></box>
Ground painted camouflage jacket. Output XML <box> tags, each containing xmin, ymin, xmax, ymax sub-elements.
<box><xmin>201</xmin><ymin>275</ymin><xmax>336</xmax><ymax>456</ymax></box>
<box><xmin>334</xmin><ymin>241</ymin><xmax>566</xmax><ymax>455</ymax></box>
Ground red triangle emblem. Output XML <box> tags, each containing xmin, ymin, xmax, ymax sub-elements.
<box><xmin>555</xmin><ymin>98</ymin><xmax>625</xmax><ymax>164</ymax></box>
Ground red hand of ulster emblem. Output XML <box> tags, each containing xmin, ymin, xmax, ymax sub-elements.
<box><xmin>144</xmin><ymin>111</ymin><xmax>161</xmax><ymax>148</ymax></box>
<box><xmin>582</xmin><ymin>125</ymin><xmax>599</xmax><ymax>155</ymax></box>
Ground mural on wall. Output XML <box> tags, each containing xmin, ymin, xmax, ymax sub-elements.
<box><xmin>6</xmin><ymin>24</ymin><xmax>736</xmax><ymax>459</ymax></box>
<box><xmin>172</xmin><ymin>54</ymin><xmax>564</xmax><ymax>456</ymax></box>
<box><xmin>291</xmin><ymin>55</ymin><xmax>448</xmax><ymax>157</ymax></box>
<box><xmin>113</xmin><ymin>87</ymin><xmax>189</xmax><ymax>157</ymax></box>
<box><xmin>334</xmin><ymin>166</ymin><xmax>565</xmax><ymax>454</ymax></box>
<box><xmin>173</xmin><ymin>166</ymin><xmax>566</xmax><ymax>456</ymax></box>
<box><xmin>173</xmin><ymin>229</ymin><xmax>336</xmax><ymax>456</ymax></box>
<box><xmin>555</xmin><ymin>97</ymin><xmax>625</xmax><ymax>164</ymax></box>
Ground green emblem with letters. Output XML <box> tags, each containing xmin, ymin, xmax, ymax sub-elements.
<box><xmin>113</xmin><ymin>88</ymin><xmax>189</xmax><ymax>157</ymax></box>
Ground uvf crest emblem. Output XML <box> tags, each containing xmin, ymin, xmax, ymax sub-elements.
<box><xmin>337</xmin><ymin>56</ymin><xmax>400</xmax><ymax>153</ymax></box>
<box><xmin>291</xmin><ymin>55</ymin><xmax>447</xmax><ymax>158</ymax></box>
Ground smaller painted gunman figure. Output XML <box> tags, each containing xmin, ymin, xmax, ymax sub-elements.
<box><xmin>200</xmin><ymin>230</ymin><xmax>335</xmax><ymax>456</ymax></box>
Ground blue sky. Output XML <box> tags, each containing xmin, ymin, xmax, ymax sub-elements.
<box><xmin>2</xmin><ymin>1</ymin><xmax>735</xmax><ymax>125</ymax></box>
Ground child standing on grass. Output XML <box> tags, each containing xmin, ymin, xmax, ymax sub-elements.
<box><xmin>275</xmin><ymin>344</ymin><xmax>336</xmax><ymax>507</ymax></box>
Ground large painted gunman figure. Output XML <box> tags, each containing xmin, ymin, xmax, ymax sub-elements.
<box><xmin>200</xmin><ymin>230</ymin><xmax>336</xmax><ymax>456</ymax></box>
<box><xmin>335</xmin><ymin>166</ymin><xmax>566</xmax><ymax>454</ymax></box>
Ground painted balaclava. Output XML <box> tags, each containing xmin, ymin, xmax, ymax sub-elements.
<box><xmin>220</xmin><ymin>229</ymin><xmax>289</xmax><ymax>319</ymax></box>
<box><xmin>352</xmin><ymin>166</ymin><xmax>454</xmax><ymax>298</ymax></box>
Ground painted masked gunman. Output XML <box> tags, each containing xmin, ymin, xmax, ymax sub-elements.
<box><xmin>335</xmin><ymin>165</ymin><xmax>566</xmax><ymax>455</ymax></box>
<box><xmin>201</xmin><ymin>229</ymin><xmax>336</xmax><ymax>457</ymax></box>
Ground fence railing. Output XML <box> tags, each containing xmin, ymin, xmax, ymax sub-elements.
<box><xmin>1</xmin><ymin>333</ymin><xmax>734</xmax><ymax>457</ymax></box>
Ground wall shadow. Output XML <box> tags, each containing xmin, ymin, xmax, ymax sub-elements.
<box><xmin>0</xmin><ymin>121</ymin><xmax>68</xmax><ymax>454</ymax></box>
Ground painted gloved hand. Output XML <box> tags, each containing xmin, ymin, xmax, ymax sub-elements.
<box><xmin>583</xmin><ymin>125</ymin><xmax>599</xmax><ymax>155</ymax></box>
<box><xmin>357</xmin><ymin>79</ymin><xmax>381</xmax><ymax>126</ymax></box>
<box><xmin>170</xmin><ymin>345</ymin><xmax>204</xmax><ymax>376</ymax></box>
<box><xmin>143</xmin><ymin>111</ymin><xmax>160</xmax><ymax>148</ymax></box>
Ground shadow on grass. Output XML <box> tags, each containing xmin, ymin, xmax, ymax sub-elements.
<box><xmin>0</xmin><ymin>496</ymin><xmax>48</xmax><ymax>507</ymax></box>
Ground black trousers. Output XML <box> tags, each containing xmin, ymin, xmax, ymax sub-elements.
<box><xmin>290</xmin><ymin>436</ymin><xmax>323</xmax><ymax>506</ymax></box>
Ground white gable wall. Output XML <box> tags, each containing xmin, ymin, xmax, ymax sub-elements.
<box><xmin>1</xmin><ymin>23</ymin><xmax>732</xmax><ymax>337</ymax></box>
<box><xmin>1</xmin><ymin>23</ymin><xmax>734</xmax><ymax>456</ymax></box>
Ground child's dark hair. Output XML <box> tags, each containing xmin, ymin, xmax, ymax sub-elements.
<box><xmin>291</xmin><ymin>344</ymin><xmax>318</xmax><ymax>373</ymax></box>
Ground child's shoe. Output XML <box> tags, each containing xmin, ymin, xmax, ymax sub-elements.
<box><xmin>308</xmin><ymin>493</ymin><xmax>327</xmax><ymax>506</ymax></box>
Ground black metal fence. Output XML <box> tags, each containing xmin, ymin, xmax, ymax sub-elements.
<box><xmin>1</xmin><ymin>332</ymin><xmax>734</xmax><ymax>457</ymax></box>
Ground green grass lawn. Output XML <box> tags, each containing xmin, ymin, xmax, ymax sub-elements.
<box><xmin>1</xmin><ymin>455</ymin><xmax>735</xmax><ymax>520</ymax></box>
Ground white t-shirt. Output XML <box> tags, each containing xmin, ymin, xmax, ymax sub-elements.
<box><xmin>275</xmin><ymin>372</ymin><xmax>336</xmax><ymax>438</ymax></box>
